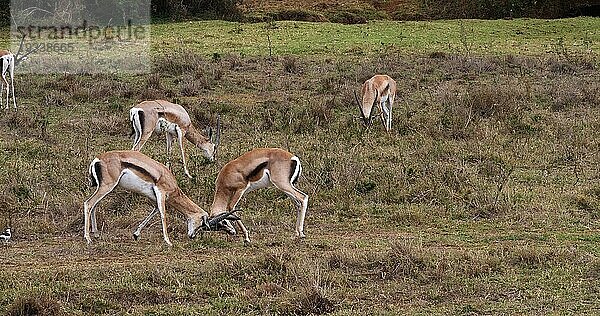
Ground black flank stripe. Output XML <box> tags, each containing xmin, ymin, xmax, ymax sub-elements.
<box><xmin>289</xmin><ymin>160</ymin><xmax>298</xmax><ymax>184</ymax></box>
<box><xmin>92</xmin><ymin>161</ymin><xmax>102</xmax><ymax>187</ymax></box>
<box><xmin>139</xmin><ymin>110</ymin><xmax>145</xmax><ymax>133</ymax></box>
<box><xmin>246</xmin><ymin>161</ymin><xmax>268</xmax><ymax>181</ymax></box>
<box><xmin>122</xmin><ymin>162</ymin><xmax>158</xmax><ymax>182</ymax></box>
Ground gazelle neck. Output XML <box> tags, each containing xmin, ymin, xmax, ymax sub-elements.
<box><xmin>166</xmin><ymin>189</ymin><xmax>207</xmax><ymax>218</ymax></box>
<box><xmin>184</xmin><ymin>125</ymin><xmax>208</xmax><ymax>147</ymax></box>
<box><xmin>210</xmin><ymin>190</ymin><xmax>231</xmax><ymax>217</ymax></box>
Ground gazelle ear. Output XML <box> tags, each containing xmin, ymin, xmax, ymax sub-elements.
<box><xmin>215</xmin><ymin>114</ymin><xmax>221</xmax><ymax>146</ymax></box>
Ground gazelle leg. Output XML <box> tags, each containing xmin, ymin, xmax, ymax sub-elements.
<box><xmin>153</xmin><ymin>186</ymin><xmax>172</xmax><ymax>246</ymax></box>
<box><xmin>234</xmin><ymin>220</ymin><xmax>250</xmax><ymax>244</ymax></box>
<box><xmin>286</xmin><ymin>188</ymin><xmax>308</xmax><ymax>238</ymax></box>
<box><xmin>1</xmin><ymin>75</ymin><xmax>7</xmax><ymax>110</ymax></box>
<box><xmin>4</xmin><ymin>76</ymin><xmax>8</xmax><ymax>110</ymax></box>
<box><xmin>175</xmin><ymin>126</ymin><xmax>191</xmax><ymax>178</ymax></box>
<box><xmin>130</xmin><ymin>121</ymin><xmax>141</xmax><ymax>150</ymax></box>
<box><xmin>83</xmin><ymin>184</ymin><xmax>118</xmax><ymax>244</ymax></box>
<box><xmin>165</xmin><ymin>132</ymin><xmax>174</xmax><ymax>170</ymax></box>
<box><xmin>9</xmin><ymin>64</ymin><xmax>15</xmax><ymax>109</ymax></box>
<box><xmin>380</xmin><ymin>100</ymin><xmax>389</xmax><ymax>131</ymax></box>
<box><xmin>383</xmin><ymin>95</ymin><xmax>394</xmax><ymax>131</ymax></box>
<box><xmin>90</xmin><ymin>207</ymin><xmax>99</xmax><ymax>238</ymax></box>
<box><xmin>270</xmin><ymin>180</ymin><xmax>309</xmax><ymax>239</ymax></box>
<box><xmin>133</xmin><ymin>207</ymin><xmax>159</xmax><ymax>240</ymax></box>
<box><xmin>228</xmin><ymin>188</ymin><xmax>250</xmax><ymax>243</ymax></box>
<box><xmin>133</xmin><ymin>131</ymin><xmax>153</xmax><ymax>151</ymax></box>
<box><xmin>390</xmin><ymin>95</ymin><xmax>396</xmax><ymax>130</ymax></box>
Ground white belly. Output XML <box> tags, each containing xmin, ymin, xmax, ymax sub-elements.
<box><xmin>246</xmin><ymin>169</ymin><xmax>271</xmax><ymax>193</ymax></box>
<box><xmin>118</xmin><ymin>170</ymin><xmax>157</xmax><ymax>201</ymax></box>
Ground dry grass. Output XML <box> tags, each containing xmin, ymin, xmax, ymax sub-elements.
<box><xmin>0</xmin><ymin>46</ymin><xmax>599</xmax><ymax>314</ymax></box>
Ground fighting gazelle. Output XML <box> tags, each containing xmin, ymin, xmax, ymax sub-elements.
<box><xmin>354</xmin><ymin>74</ymin><xmax>397</xmax><ymax>131</ymax></box>
<box><xmin>130</xmin><ymin>100</ymin><xmax>220</xmax><ymax>178</ymax></box>
<box><xmin>83</xmin><ymin>150</ymin><xmax>220</xmax><ymax>246</ymax></box>
<box><xmin>209</xmin><ymin>148</ymin><xmax>309</xmax><ymax>244</ymax></box>
<box><xmin>1</xmin><ymin>34</ymin><xmax>41</xmax><ymax>109</ymax></box>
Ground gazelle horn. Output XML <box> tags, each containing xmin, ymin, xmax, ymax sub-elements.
<box><xmin>207</xmin><ymin>209</ymin><xmax>241</xmax><ymax>228</ymax></box>
<box><xmin>354</xmin><ymin>90</ymin><xmax>368</xmax><ymax>124</ymax></box>
<box><xmin>214</xmin><ymin>114</ymin><xmax>221</xmax><ymax>161</ymax></box>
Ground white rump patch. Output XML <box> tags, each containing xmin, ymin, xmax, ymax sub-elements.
<box><xmin>290</xmin><ymin>156</ymin><xmax>302</xmax><ymax>185</ymax></box>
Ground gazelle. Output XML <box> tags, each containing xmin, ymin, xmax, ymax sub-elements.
<box><xmin>130</xmin><ymin>100</ymin><xmax>220</xmax><ymax>178</ymax></box>
<box><xmin>0</xmin><ymin>51</ymin><xmax>16</xmax><ymax>110</ymax></box>
<box><xmin>354</xmin><ymin>74</ymin><xmax>397</xmax><ymax>131</ymax></box>
<box><xmin>208</xmin><ymin>148</ymin><xmax>309</xmax><ymax>244</ymax></box>
<box><xmin>83</xmin><ymin>150</ymin><xmax>212</xmax><ymax>246</ymax></box>
<box><xmin>1</xmin><ymin>34</ymin><xmax>42</xmax><ymax>109</ymax></box>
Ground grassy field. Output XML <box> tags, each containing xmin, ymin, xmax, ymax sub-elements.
<box><xmin>150</xmin><ymin>18</ymin><xmax>600</xmax><ymax>56</ymax></box>
<box><xmin>1</xmin><ymin>18</ymin><xmax>600</xmax><ymax>315</ymax></box>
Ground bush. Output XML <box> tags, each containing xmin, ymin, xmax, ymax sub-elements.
<box><xmin>269</xmin><ymin>9</ymin><xmax>327</xmax><ymax>22</ymax></box>
<box><xmin>391</xmin><ymin>0</ymin><xmax>599</xmax><ymax>20</ymax></box>
<box><xmin>6</xmin><ymin>296</ymin><xmax>62</xmax><ymax>316</ymax></box>
<box><xmin>151</xmin><ymin>0</ymin><xmax>242</xmax><ymax>21</ymax></box>
<box><xmin>327</xmin><ymin>11</ymin><xmax>368</xmax><ymax>24</ymax></box>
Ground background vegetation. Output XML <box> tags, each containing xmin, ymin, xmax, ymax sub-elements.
<box><xmin>0</xmin><ymin>0</ymin><xmax>599</xmax><ymax>26</ymax></box>
<box><xmin>0</xmin><ymin>16</ymin><xmax>599</xmax><ymax>316</ymax></box>
<box><xmin>241</xmin><ymin>0</ymin><xmax>600</xmax><ymax>22</ymax></box>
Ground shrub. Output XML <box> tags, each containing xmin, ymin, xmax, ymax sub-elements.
<box><xmin>151</xmin><ymin>0</ymin><xmax>242</xmax><ymax>21</ymax></box>
<box><xmin>269</xmin><ymin>9</ymin><xmax>327</xmax><ymax>22</ymax></box>
<box><xmin>6</xmin><ymin>296</ymin><xmax>62</xmax><ymax>316</ymax></box>
<box><xmin>327</xmin><ymin>11</ymin><xmax>368</xmax><ymax>24</ymax></box>
<box><xmin>283</xmin><ymin>56</ymin><xmax>299</xmax><ymax>74</ymax></box>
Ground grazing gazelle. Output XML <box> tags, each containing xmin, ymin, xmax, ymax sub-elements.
<box><xmin>208</xmin><ymin>148</ymin><xmax>309</xmax><ymax>244</ymax></box>
<box><xmin>83</xmin><ymin>150</ymin><xmax>211</xmax><ymax>246</ymax></box>
<box><xmin>130</xmin><ymin>100</ymin><xmax>220</xmax><ymax>178</ymax></box>
<box><xmin>354</xmin><ymin>74</ymin><xmax>397</xmax><ymax>131</ymax></box>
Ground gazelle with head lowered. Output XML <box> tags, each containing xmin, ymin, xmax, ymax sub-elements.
<box><xmin>354</xmin><ymin>74</ymin><xmax>397</xmax><ymax>131</ymax></box>
<box><xmin>83</xmin><ymin>150</ymin><xmax>211</xmax><ymax>246</ymax></box>
<box><xmin>130</xmin><ymin>100</ymin><xmax>220</xmax><ymax>178</ymax></box>
<box><xmin>207</xmin><ymin>148</ymin><xmax>309</xmax><ymax>244</ymax></box>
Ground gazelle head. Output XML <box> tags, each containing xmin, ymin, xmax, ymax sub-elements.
<box><xmin>188</xmin><ymin>213</ymin><xmax>211</xmax><ymax>238</ymax></box>
<box><xmin>201</xmin><ymin>115</ymin><xmax>221</xmax><ymax>162</ymax></box>
<box><xmin>354</xmin><ymin>90</ymin><xmax>379</xmax><ymax>125</ymax></box>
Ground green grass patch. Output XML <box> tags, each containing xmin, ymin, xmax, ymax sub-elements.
<box><xmin>149</xmin><ymin>18</ymin><xmax>600</xmax><ymax>57</ymax></box>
